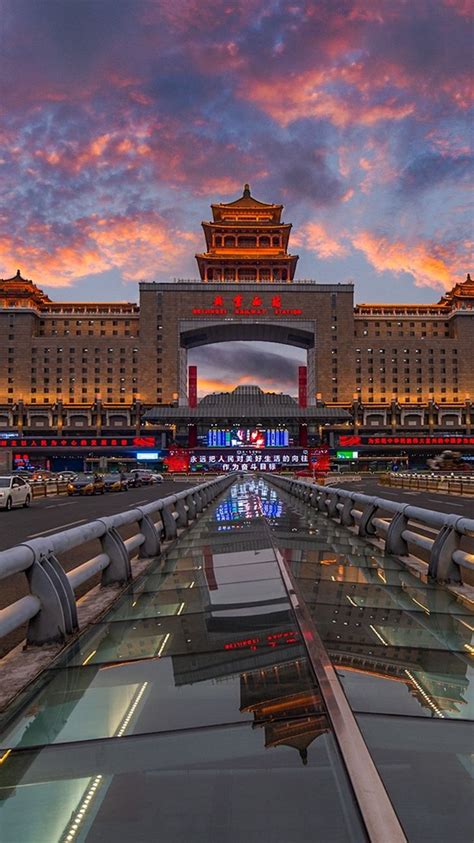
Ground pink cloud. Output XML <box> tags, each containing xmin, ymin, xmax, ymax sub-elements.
<box><xmin>293</xmin><ymin>222</ymin><xmax>348</xmax><ymax>259</ymax></box>
<box><xmin>352</xmin><ymin>231</ymin><xmax>471</xmax><ymax>291</ymax></box>
<box><xmin>0</xmin><ymin>213</ymin><xmax>198</xmax><ymax>288</ymax></box>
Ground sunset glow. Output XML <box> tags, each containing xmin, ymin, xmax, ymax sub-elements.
<box><xmin>1</xmin><ymin>0</ymin><xmax>472</xmax><ymax>393</ymax></box>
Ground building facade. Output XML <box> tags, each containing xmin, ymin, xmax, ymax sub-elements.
<box><xmin>0</xmin><ymin>185</ymin><xmax>473</xmax><ymax>469</ymax></box>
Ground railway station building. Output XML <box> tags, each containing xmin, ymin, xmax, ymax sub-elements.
<box><xmin>0</xmin><ymin>185</ymin><xmax>473</xmax><ymax>472</ymax></box>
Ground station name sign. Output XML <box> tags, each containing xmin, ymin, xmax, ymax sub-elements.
<box><xmin>339</xmin><ymin>435</ymin><xmax>474</xmax><ymax>446</ymax></box>
<box><xmin>192</xmin><ymin>294</ymin><xmax>302</xmax><ymax>317</ymax></box>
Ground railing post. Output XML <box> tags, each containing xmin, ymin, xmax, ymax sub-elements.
<box><xmin>160</xmin><ymin>500</ymin><xmax>178</xmax><ymax>539</ymax></box>
<box><xmin>175</xmin><ymin>496</ymin><xmax>188</xmax><ymax>527</ymax></box>
<box><xmin>194</xmin><ymin>489</ymin><xmax>204</xmax><ymax>513</ymax></box>
<box><xmin>358</xmin><ymin>501</ymin><xmax>379</xmax><ymax>537</ymax></box>
<box><xmin>326</xmin><ymin>492</ymin><xmax>339</xmax><ymax>518</ymax></box>
<box><xmin>23</xmin><ymin>545</ymin><xmax>78</xmax><ymax>645</ymax></box>
<box><xmin>318</xmin><ymin>490</ymin><xmax>328</xmax><ymax>512</ymax></box>
<box><xmin>340</xmin><ymin>496</ymin><xmax>355</xmax><ymax>527</ymax></box>
<box><xmin>136</xmin><ymin>511</ymin><xmax>161</xmax><ymax>558</ymax></box>
<box><xmin>429</xmin><ymin>524</ymin><xmax>462</xmax><ymax>582</ymax></box>
<box><xmin>186</xmin><ymin>491</ymin><xmax>197</xmax><ymax>520</ymax></box>
<box><xmin>385</xmin><ymin>510</ymin><xmax>409</xmax><ymax>556</ymax></box>
<box><xmin>99</xmin><ymin>524</ymin><xmax>132</xmax><ymax>585</ymax></box>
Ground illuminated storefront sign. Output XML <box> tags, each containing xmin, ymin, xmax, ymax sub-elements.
<box><xmin>336</xmin><ymin>450</ymin><xmax>359</xmax><ymax>459</ymax></box>
<box><xmin>136</xmin><ymin>451</ymin><xmax>161</xmax><ymax>460</ymax></box>
<box><xmin>192</xmin><ymin>294</ymin><xmax>302</xmax><ymax>317</ymax></box>
<box><xmin>339</xmin><ymin>435</ymin><xmax>474</xmax><ymax>447</ymax></box>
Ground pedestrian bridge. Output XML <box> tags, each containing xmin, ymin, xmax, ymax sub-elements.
<box><xmin>0</xmin><ymin>478</ymin><xmax>472</xmax><ymax>842</ymax></box>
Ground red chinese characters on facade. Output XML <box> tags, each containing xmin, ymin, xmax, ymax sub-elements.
<box><xmin>192</xmin><ymin>294</ymin><xmax>302</xmax><ymax>316</ymax></box>
<box><xmin>339</xmin><ymin>435</ymin><xmax>362</xmax><ymax>446</ymax></box>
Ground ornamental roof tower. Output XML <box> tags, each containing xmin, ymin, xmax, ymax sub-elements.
<box><xmin>196</xmin><ymin>184</ymin><xmax>299</xmax><ymax>282</ymax></box>
<box><xmin>0</xmin><ymin>269</ymin><xmax>52</xmax><ymax>309</ymax></box>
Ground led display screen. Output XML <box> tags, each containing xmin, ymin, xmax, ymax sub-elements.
<box><xmin>207</xmin><ymin>429</ymin><xmax>289</xmax><ymax>447</ymax></box>
<box><xmin>191</xmin><ymin>448</ymin><xmax>308</xmax><ymax>471</ymax></box>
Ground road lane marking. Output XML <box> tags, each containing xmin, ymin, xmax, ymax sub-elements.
<box><xmin>127</xmin><ymin>499</ymin><xmax>148</xmax><ymax>507</ymax></box>
<box><xmin>426</xmin><ymin>497</ymin><xmax>464</xmax><ymax>508</ymax></box>
<box><xmin>27</xmin><ymin>519</ymin><xmax>87</xmax><ymax>538</ymax></box>
<box><xmin>46</xmin><ymin>502</ymin><xmax>75</xmax><ymax>508</ymax></box>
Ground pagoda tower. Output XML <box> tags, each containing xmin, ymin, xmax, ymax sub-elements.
<box><xmin>196</xmin><ymin>183</ymin><xmax>299</xmax><ymax>282</ymax></box>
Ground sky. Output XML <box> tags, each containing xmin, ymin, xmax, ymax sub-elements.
<box><xmin>1</xmin><ymin>0</ymin><xmax>472</xmax><ymax>395</ymax></box>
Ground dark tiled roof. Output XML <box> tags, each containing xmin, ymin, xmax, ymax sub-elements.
<box><xmin>144</xmin><ymin>386</ymin><xmax>350</xmax><ymax>421</ymax></box>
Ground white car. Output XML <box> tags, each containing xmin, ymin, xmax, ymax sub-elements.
<box><xmin>0</xmin><ymin>476</ymin><xmax>32</xmax><ymax>511</ymax></box>
<box><xmin>151</xmin><ymin>473</ymin><xmax>164</xmax><ymax>483</ymax></box>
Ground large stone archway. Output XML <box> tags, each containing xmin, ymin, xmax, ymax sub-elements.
<box><xmin>138</xmin><ymin>280</ymin><xmax>355</xmax><ymax>406</ymax></box>
<box><xmin>178</xmin><ymin>319</ymin><xmax>316</xmax><ymax>404</ymax></box>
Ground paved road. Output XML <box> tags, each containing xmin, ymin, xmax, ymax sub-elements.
<box><xmin>0</xmin><ymin>480</ymin><xmax>192</xmax><ymax>551</ymax></box>
<box><xmin>333</xmin><ymin>477</ymin><xmax>474</xmax><ymax>518</ymax></box>
<box><xmin>0</xmin><ymin>480</ymin><xmax>194</xmax><ymax>655</ymax></box>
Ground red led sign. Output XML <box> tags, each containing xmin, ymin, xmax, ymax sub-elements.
<box><xmin>192</xmin><ymin>294</ymin><xmax>302</xmax><ymax>317</ymax></box>
<box><xmin>2</xmin><ymin>435</ymin><xmax>157</xmax><ymax>449</ymax></box>
<box><xmin>367</xmin><ymin>436</ymin><xmax>474</xmax><ymax>445</ymax></box>
<box><xmin>339</xmin><ymin>435</ymin><xmax>362</xmax><ymax>446</ymax></box>
<box><xmin>338</xmin><ymin>434</ymin><xmax>474</xmax><ymax>447</ymax></box>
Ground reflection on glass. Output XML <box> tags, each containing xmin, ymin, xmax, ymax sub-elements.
<box><xmin>0</xmin><ymin>477</ymin><xmax>471</xmax><ymax>842</ymax></box>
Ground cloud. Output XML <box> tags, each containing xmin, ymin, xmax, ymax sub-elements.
<box><xmin>352</xmin><ymin>231</ymin><xmax>470</xmax><ymax>291</ymax></box>
<box><xmin>191</xmin><ymin>342</ymin><xmax>304</xmax><ymax>394</ymax></box>
<box><xmin>399</xmin><ymin>152</ymin><xmax>473</xmax><ymax>194</ymax></box>
<box><xmin>293</xmin><ymin>222</ymin><xmax>348</xmax><ymax>259</ymax></box>
<box><xmin>0</xmin><ymin>0</ymin><xmax>472</xmax><ymax>304</ymax></box>
<box><xmin>0</xmin><ymin>213</ymin><xmax>197</xmax><ymax>287</ymax></box>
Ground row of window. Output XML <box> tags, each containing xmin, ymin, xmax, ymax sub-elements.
<box><xmin>359</xmin><ymin>330</ymin><xmax>451</xmax><ymax>338</ymax></box>
<box><xmin>213</xmin><ymin>235</ymin><xmax>281</xmax><ymax>248</ymax></box>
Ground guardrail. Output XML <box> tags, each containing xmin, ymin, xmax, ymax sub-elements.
<box><xmin>382</xmin><ymin>472</ymin><xmax>474</xmax><ymax>496</ymax></box>
<box><xmin>268</xmin><ymin>475</ymin><xmax>474</xmax><ymax>588</ymax></box>
<box><xmin>0</xmin><ymin>475</ymin><xmax>232</xmax><ymax>647</ymax></box>
<box><xmin>31</xmin><ymin>480</ymin><xmax>69</xmax><ymax>499</ymax></box>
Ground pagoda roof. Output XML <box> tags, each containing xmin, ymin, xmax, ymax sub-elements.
<box><xmin>0</xmin><ymin>269</ymin><xmax>52</xmax><ymax>305</ymax></box>
<box><xmin>438</xmin><ymin>273</ymin><xmax>474</xmax><ymax>304</ymax></box>
<box><xmin>212</xmin><ymin>183</ymin><xmax>282</xmax><ymax>211</ymax></box>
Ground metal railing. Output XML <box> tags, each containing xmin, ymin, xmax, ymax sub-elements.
<box><xmin>30</xmin><ymin>480</ymin><xmax>69</xmax><ymax>498</ymax></box>
<box><xmin>268</xmin><ymin>475</ymin><xmax>474</xmax><ymax>587</ymax></box>
<box><xmin>0</xmin><ymin>476</ymin><xmax>232</xmax><ymax>647</ymax></box>
<box><xmin>382</xmin><ymin>472</ymin><xmax>474</xmax><ymax>496</ymax></box>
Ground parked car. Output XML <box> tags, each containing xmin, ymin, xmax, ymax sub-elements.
<box><xmin>103</xmin><ymin>473</ymin><xmax>129</xmax><ymax>492</ymax></box>
<box><xmin>0</xmin><ymin>476</ymin><xmax>32</xmax><ymax>510</ymax></box>
<box><xmin>56</xmin><ymin>471</ymin><xmax>79</xmax><ymax>482</ymax></box>
<box><xmin>13</xmin><ymin>471</ymin><xmax>35</xmax><ymax>481</ymax></box>
<box><xmin>129</xmin><ymin>469</ymin><xmax>154</xmax><ymax>485</ymax></box>
<box><xmin>67</xmin><ymin>473</ymin><xmax>105</xmax><ymax>496</ymax></box>
<box><xmin>123</xmin><ymin>472</ymin><xmax>143</xmax><ymax>488</ymax></box>
<box><xmin>31</xmin><ymin>470</ymin><xmax>57</xmax><ymax>483</ymax></box>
